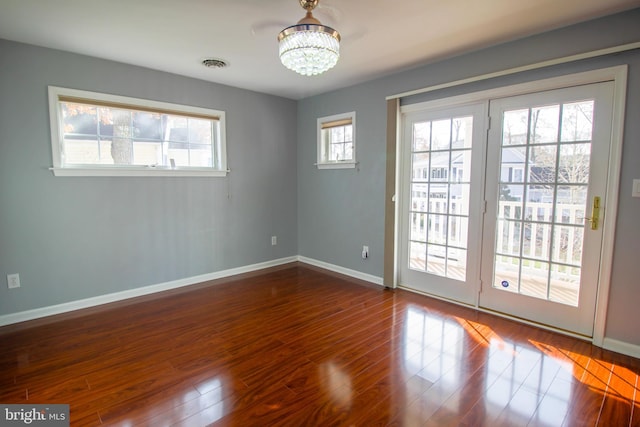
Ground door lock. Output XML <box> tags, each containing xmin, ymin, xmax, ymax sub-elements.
<box><xmin>584</xmin><ymin>196</ymin><xmax>600</xmax><ymax>230</ymax></box>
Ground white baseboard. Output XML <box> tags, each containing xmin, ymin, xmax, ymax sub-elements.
<box><xmin>5</xmin><ymin>255</ymin><xmax>637</xmax><ymax>360</ymax></box>
<box><xmin>602</xmin><ymin>337</ymin><xmax>640</xmax><ymax>359</ymax></box>
<box><xmin>297</xmin><ymin>256</ymin><xmax>384</xmax><ymax>286</ymax></box>
<box><xmin>0</xmin><ymin>256</ymin><xmax>298</xmax><ymax>327</ymax></box>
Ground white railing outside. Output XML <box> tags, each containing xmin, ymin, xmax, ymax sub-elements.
<box><xmin>409</xmin><ymin>198</ymin><xmax>585</xmax><ymax>304</ymax></box>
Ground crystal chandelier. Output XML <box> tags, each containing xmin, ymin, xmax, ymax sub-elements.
<box><xmin>278</xmin><ymin>0</ymin><xmax>341</xmax><ymax>76</ymax></box>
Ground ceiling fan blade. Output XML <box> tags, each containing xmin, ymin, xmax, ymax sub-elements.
<box><xmin>248</xmin><ymin>0</ymin><xmax>344</xmax><ymax>36</ymax></box>
<box><xmin>316</xmin><ymin>2</ymin><xmax>342</xmax><ymax>26</ymax></box>
<box><xmin>250</xmin><ymin>20</ymin><xmax>290</xmax><ymax>36</ymax></box>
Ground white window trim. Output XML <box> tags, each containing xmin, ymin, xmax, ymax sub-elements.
<box><xmin>48</xmin><ymin>86</ymin><xmax>228</xmax><ymax>177</ymax></box>
<box><xmin>316</xmin><ymin>111</ymin><xmax>356</xmax><ymax>169</ymax></box>
<box><xmin>48</xmin><ymin>166</ymin><xmax>228</xmax><ymax>178</ymax></box>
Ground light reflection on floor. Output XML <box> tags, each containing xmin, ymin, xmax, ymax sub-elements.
<box><xmin>399</xmin><ymin>304</ymin><xmax>635</xmax><ymax>426</ymax></box>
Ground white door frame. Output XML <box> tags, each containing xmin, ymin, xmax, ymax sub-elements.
<box><xmin>398</xmin><ymin>102</ymin><xmax>488</xmax><ymax>305</ymax></box>
<box><xmin>395</xmin><ymin>65</ymin><xmax>627</xmax><ymax>346</ymax></box>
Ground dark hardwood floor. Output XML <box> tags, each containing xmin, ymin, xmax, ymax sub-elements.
<box><xmin>1</xmin><ymin>264</ymin><xmax>639</xmax><ymax>426</ymax></box>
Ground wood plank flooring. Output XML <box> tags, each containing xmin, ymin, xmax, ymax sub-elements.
<box><xmin>1</xmin><ymin>264</ymin><xmax>639</xmax><ymax>426</ymax></box>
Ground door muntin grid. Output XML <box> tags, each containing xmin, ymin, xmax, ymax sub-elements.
<box><xmin>493</xmin><ymin>100</ymin><xmax>594</xmax><ymax>306</ymax></box>
<box><xmin>408</xmin><ymin>116</ymin><xmax>473</xmax><ymax>282</ymax></box>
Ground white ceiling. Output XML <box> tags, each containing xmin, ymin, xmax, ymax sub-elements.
<box><xmin>1</xmin><ymin>0</ymin><xmax>638</xmax><ymax>100</ymax></box>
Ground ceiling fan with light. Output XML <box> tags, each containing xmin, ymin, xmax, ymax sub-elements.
<box><xmin>277</xmin><ymin>0</ymin><xmax>341</xmax><ymax>76</ymax></box>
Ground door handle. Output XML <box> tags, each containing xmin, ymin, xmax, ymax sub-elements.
<box><xmin>584</xmin><ymin>196</ymin><xmax>600</xmax><ymax>230</ymax></box>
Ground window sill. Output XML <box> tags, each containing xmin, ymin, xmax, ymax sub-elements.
<box><xmin>316</xmin><ymin>162</ymin><xmax>357</xmax><ymax>170</ymax></box>
<box><xmin>49</xmin><ymin>167</ymin><xmax>229</xmax><ymax>177</ymax></box>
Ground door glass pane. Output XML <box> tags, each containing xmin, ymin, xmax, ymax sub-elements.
<box><xmin>432</xmin><ymin>119</ymin><xmax>451</xmax><ymax>150</ymax></box>
<box><xmin>447</xmin><ymin>248</ymin><xmax>466</xmax><ymax>281</ymax></box>
<box><xmin>549</xmin><ymin>264</ymin><xmax>580</xmax><ymax>306</ymax></box>
<box><xmin>449</xmin><ymin>216</ymin><xmax>468</xmax><ymax>248</ymax></box>
<box><xmin>559</xmin><ymin>144</ymin><xmax>591</xmax><ymax>183</ymax></box>
<box><xmin>496</xmin><ymin>219</ymin><xmax>521</xmax><ymax>256</ymax></box>
<box><xmin>561</xmin><ymin>101</ymin><xmax>594</xmax><ymax>142</ymax></box>
<box><xmin>452</xmin><ymin>116</ymin><xmax>473</xmax><ymax>149</ymax></box>
<box><xmin>552</xmin><ymin>225</ymin><xmax>583</xmax><ymax>265</ymax></box>
<box><xmin>499</xmin><ymin>185</ymin><xmax>523</xmax><ymax>219</ymax></box>
<box><xmin>530</xmin><ymin>105</ymin><xmax>559</xmax><ymax>144</ymax></box>
<box><xmin>426</xmin><ymin>244</ymin><xmax>446</xmax><ymax>275</ymax></box>
<box><xmin>452</xmin><ymin>150</ymin><xmax>472</xmax><ymax>182</ymax></box>
<box><xmin>411</xmin><ymin>184</ymin><xmax>428</xmax><ymax>212</ymax></box>
<box><xmin>429</xmin><ymin>189</ymin><xmax>448</xmax><ymax>213</ymax></box>
<box><xmin>501</xmin><ymin>147</ymin><xmax>526</xmax><ymax>182</ymax></box>
<box><xmin>427</xmin><ymin>214</ymin><xmax>447</xmax><ymax>244</ymax></box>
<box><xmin>410</xmin><ymin>242</ymin><xmax>426</xmax><ymax>271</ymax></box>
<box><xmin>526</xmin><ymin>184</ymin><xmax>554</xmax><ymax>204</ymax></box>
<box><xmin>429</xmin><ymin>152</ymin><xmax>450</xmax><ymax>181</ymax></box>
<box><xmin>494</xmin><ymin>255</ymin><xmax>520</xmax><ymax>293</ymax></box>
<box><xmin>412</xmin><ymin>153</ymin><xmax>430</xmax><ymax>182</ymax></box>
<box><xmin>410</xmin><ymin>213</ymin><xmax>427</xmax><ymax>242</ymax></box>
<box><xmin>492</xmin><ymin>100</ymin><xmax>595</xmax><ymax>307</ymax></box>
<box><xmin>520</xmin><ymin>261</ymin><xmax>550</xmax><ymax>299</ymax></box>
<box><xmin>528</xmin><ymin>146</ymin><xmax>557</xmax><ymax>183</ymax></box>
<box><xmin>408</xmin><ymin>116</ymin><xmax>474</xmax><ymax>281</ymax></box>
<box><xmin>413</xmin><ymin>122</ymin><xmax>431</xmax><ymax>151</ymax></box>
<box><xmin>449</xmin><ymin>184</ymin><xmax>470</xmax><ymax>215</ymax></box>
<box><xmin>502</xmin><ymin>109</ymin><xmax>528</xmax><ymax>145</ymax></box>
<box><xmin>555</xmin><ymin>185</ymin><xmax>588</xmax><ymax>225</ymax></box>
<box><xmin>523</xmin><ymin>222</ymin><xmax>551</xmax><ymax>261</ymax></box>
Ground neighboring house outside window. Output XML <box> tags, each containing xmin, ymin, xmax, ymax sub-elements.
<box><xmin>317</xmin><ymin>112</ymin><xmax>356</xmax><ymax>169</ymax></box>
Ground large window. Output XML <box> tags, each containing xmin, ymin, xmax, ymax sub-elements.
<box><xmin>48</xmin><ymin>86</ymin><xmax>227</xmax><ymax>177</ymax></box>
<box><xmin>317</xmin><ymin>112</ymin><xmax>356</xmax><ymax>169</ymax></box>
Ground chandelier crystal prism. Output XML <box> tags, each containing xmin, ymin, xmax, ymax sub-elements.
<box><xmin>278</xmin><ymin>0</ymin><xmax>341</xmax><ymax>76</ymax></box>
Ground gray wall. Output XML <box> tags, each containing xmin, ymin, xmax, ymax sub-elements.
<box><xmin>297</xmin><ymin>8</ymin><xmax>640</xmax><ymax>344</ymax></box>
<box><xmin>0</xmin><ymin>40</ymin><xmax>297</xmax><ymax>315</ymax></box>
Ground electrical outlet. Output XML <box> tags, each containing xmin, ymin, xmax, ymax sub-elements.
<box><xmin>271</xmin><ymin>236</ymin><xmax>277</xmax><ymax>246</ymax></box>
<box><xmin>633</xmin><ymin>179</ymin><xmax>640</xmax><ymax>198</ymax></box>
<box><xmin>7</xmin><ymin>273</ymin><xmax>20</xmax><ymax>289</ymax></box>
<box><xmin>362</xmin><ymin>246</ymin><xmax>369</xmax><ymax>259</ymax></box>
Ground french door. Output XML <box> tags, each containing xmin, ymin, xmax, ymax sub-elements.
<box><xmin>398</xmin><ymin>103</ymin><xmax>487</xmax><ymax>305</ymax></box>
<box><xmin>479</xmin><ymin>82</ymin><xmax>614</xmax><ymax>336</ymax></box>
<box><xmin>398</xmin><ymin>79</ymin><xmax>616</xmax><ymax>337</ymax></box>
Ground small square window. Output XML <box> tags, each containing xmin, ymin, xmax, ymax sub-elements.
<box><xmin>317</xmin><ymin>112</ymin><xmax>356</xmax><ymax>169</ymax></box>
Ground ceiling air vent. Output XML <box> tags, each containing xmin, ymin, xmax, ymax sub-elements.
<box><xmin>202</xmin><ymin>58</ymin><xmax>228</xmax><ymax>69</ymax></box>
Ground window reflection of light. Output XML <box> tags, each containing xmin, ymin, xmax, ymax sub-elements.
<box><xmin>404</xmin><ymin>307</ymin><xmax>464</xmax><ymax>381</ymax></box>
<box><xmin>193</xmin><ymin>377</ymin><xmax>225</xmax><ymax>423</ymax></box>
<box><xmin>403</xmin><ymin>306</ymin><xmax>464</xmax><ymax>413</ymax></box>
<box><xmin>201</xmin><ymin>399</ymin><xmax>226</xmax><ymax>424</ymax></box>
<box><xmin>197</xmin><ymin>377</ymin><xmax>223</xmax><ymax>395</ymax></box>
<box><xmin>320</xmin><ymin>362</ymin><xmax>352</xmax><ymax>409</ymax></box>
<box><xmin>485</xmin><ymin>338</ymin><xmax>571</xmax><ymax>423</ymax></box>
